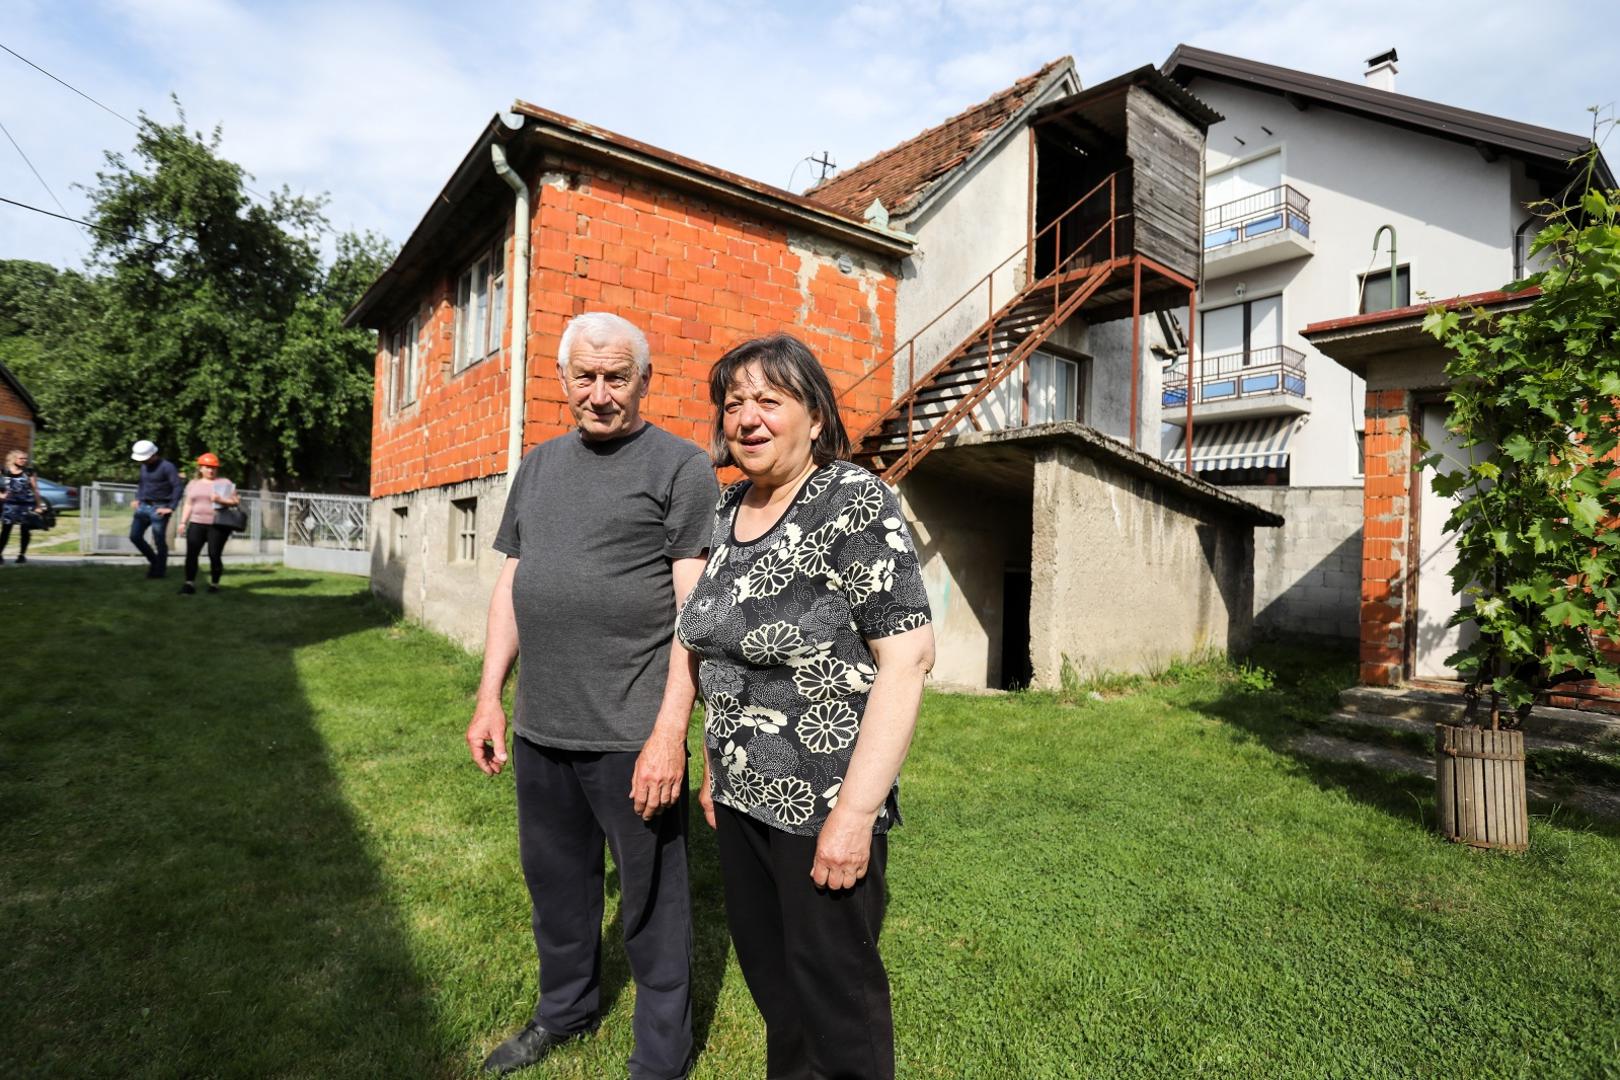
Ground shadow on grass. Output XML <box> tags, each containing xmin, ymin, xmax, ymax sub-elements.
<box><xmin>0</xmin><ymin>567</ymin><xmax>448</xmax><ymax>1077</ymax></box>
<box><xmin>1178</xmin><ymin>640</ymin><xmax>1620</xmax><ymax>840</ymax></box>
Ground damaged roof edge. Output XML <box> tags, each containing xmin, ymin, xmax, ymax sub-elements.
<box><xmin>508</xmin><ymin>101</ymin><xmax>915</xmax><ymax>256</ymax></box>
<box><xmin>348</xmin><ymin>104</ymin><xmax>916</xmax><ymax>330</ymax></box>
<box><xmin>893</xmin><ymin>59</ymin><xmax>1079</xmax><ymax>225</ymax></box>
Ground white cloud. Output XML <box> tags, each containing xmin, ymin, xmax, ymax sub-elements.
<box><xmin>1</xmin><ymin>0</ymin><xmax>1613</xmax><ymax>272</ymax></box>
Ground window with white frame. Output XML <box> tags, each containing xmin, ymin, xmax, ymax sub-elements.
<box><xmin>453</xmin><ymin>241</ymin><xmax>506</xmax><ymax>373</ymax></box>
<box><xmin>385</xmin><ymin>330</ymin><xmax>400</xmax><ymax>414</ymax></box>
<box><xmin>451</xmin><ymin>497</ymin><xmax>478</xmax><ymax>562</ymax></box>
<box><xmin>1026</xmin><ymin>351</ymin><xmax>1083</xmax><ymax>424</ymax></box>
<box><xmin>1359</xmin><ymin>265</ymin><xmax>1411</xmax><ymax>314</ymax></box>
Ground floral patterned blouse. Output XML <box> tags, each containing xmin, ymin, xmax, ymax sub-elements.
<box><xmin>677</xmin><ymin>459</ymin><xmax>932</xmax><ymax>836</ymax></box>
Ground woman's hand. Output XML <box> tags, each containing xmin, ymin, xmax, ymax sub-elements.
<box><xmin>811</xmin><ymin>804</ymin><xmax>875</xmax><ymax>891</ymax></box>
<box><xmin>699</xmin><ymin>758</ymin><xmax>716</xmax><ymax>829</ymax></box>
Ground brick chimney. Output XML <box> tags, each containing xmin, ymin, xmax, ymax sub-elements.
<box><xmin>1364</xmin><ymin>48</ymin><xmax>1398</xmax><ymax>92</ymax></box>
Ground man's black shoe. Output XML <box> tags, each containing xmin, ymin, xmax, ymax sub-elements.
<box><xmin>179</xmin><ymin>582</ymin><xmax>195</xmax><ymax>595</ymax></box>
<box><xmin>480</xmin><ymin>1020</ymin><xmax>597</xmax><ymax>1075</ymax></box>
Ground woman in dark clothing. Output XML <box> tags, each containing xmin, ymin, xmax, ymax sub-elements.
<box><xmin>1</xmin><ymin>448</ymin><xmax>44</xmax><ymax>564</ymax></box>
<box><xmin>678</xmin><ymin>333</ymin><xmax>935</xmax><ymax>1080</ymax></box>
<box><xmin>177</xmin><ymin>451</ymin><xmax>240</xmax><ymax>594</ymax></box>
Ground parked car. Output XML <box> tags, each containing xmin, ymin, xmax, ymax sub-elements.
<box><xmin>33</xmin><ymin>477</ymin><xmax>80</xmax><ymax>512</ymax></box>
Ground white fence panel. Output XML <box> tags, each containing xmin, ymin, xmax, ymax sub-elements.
<box><xmin>284</xmin><ymin>492</ymin><xmax>371</xmax><ymax>576</ymax></box>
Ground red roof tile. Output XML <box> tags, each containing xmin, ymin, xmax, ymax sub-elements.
<box><xmin>806</xmin><ymin>57</ymin><xmax>1072</xmax><ymax>219</ymax></box>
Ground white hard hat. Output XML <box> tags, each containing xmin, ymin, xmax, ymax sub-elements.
<box><xmin>131</xmin><ymin>439</ymin><xmax>158</xmax><ymax>462</ymax></box>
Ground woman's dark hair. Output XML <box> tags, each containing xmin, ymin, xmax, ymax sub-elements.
<box><xmin>707</xmin><ymin>333</ymin><xmax>853</xmax><ymax>468</ymax></box>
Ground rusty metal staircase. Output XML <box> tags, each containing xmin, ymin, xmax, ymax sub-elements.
<box><xmin>839</xmin><ymin>171</ymin><xmax>1134</xmax><ymax>484</ymax></box>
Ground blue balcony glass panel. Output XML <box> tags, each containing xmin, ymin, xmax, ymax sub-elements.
<box><xmin>1204</xmin><ymin>226</ymin><xmax>1240</xmax><ymax>250</ymax></box>
<box><xmin>1240</xmin><ymin>372</ymin><xmax>1280</xmax><ymax>394</ymax></box>
<box><xmin>1203</xmin><ymin>379</ymin><xmax>1237</xmax><ymax>400</ymax></box>
<box><xmin>1244</xmin><ymin>213</ymin><xmax>1284</xmax><ymax>238</ymax></box>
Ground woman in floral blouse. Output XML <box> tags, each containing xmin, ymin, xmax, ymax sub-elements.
<box><xmin>678</xmin><ymin>332</ymin><xmax>934</xmax><ymax>1080</ymax></box>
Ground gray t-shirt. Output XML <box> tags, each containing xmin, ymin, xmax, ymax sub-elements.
<box><xmin>494</xmin><ymin>423</ymin><xmax>719</xmax><ymax>751</ymax></box>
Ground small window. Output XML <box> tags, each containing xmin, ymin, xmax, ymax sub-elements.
<box><xmin>1359</xmin><ymin>265</ymin><xmax>1411</xmax><ymax>314</ymax></box>
<box><xmin>451</xmin><ymin>497</ymin><xmax>478</xmax><ymax>562</ymax></box>
<box><xmin>1027</xmin><ymin>353</ymin><xmax>1082</xmax><ymax>424</ymax></box>
<box><xmin>389</xmin><ymin>316</ymin><xmax>419</xmax><ymax>410</ymax></box>
<box><xmin>391</xmin><ymin>506</ymin><xmax>409</xmax><ymax>559</ymax></box>
<box><xmin>453</xmin><ymin>242</ymin><xmax>505</xmax><ymax>373</ymax></box>
<box><xmin>1354</xmin><ymin>429</ymin><xmax>1366</xmax><ymax>477</ymax></box>
<box><xmin>385</xmin><ymin>330</ymin><xmax>401</xmax><ymax>414</ymax></box>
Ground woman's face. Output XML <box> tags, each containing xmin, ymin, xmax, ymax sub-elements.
<box><xmin>722</xmin><ymin>362</ymin><xmax>821</xmax><ymax>482</ymax></box>
<box><xmin>9</xmin><ymin>454</ymin><xmax>26</xmax><ymax>473</ymax></box>
<box><xmin>199</xmin><ymin>464</ymin><xmax>217</xmax><ymax>479</ymax></box>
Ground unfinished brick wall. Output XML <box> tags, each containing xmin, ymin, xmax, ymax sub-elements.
<box><xmin>370</xmin><ymin>158</ymin><xmax>899</xmax><ymax>499</ymax></box>
<box><xmin>0</xmin><ymin>379</ymin><xmax>37</xmax><ymax>464</ymax></box>
<box><xmin>1360</xmin><ymin>388</ymin><xmax>1412</xmax><ymax>685</ymax></box>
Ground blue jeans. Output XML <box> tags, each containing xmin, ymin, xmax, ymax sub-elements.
<box><xmin>130</xmin><ymin>508</ymin><xmax>172</xmax><ymax>569</ymax></box>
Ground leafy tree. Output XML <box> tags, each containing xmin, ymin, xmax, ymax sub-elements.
<box><xmin>11</xmin><ymin>102</ymin><xmax>392</xmax><ymax>489</ymax></box>
<box><xmin>1422</xmin><ymin>151</ymin><xmax>1620</xmax><ymax>726</ymax></box>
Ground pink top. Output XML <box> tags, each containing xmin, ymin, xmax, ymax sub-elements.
<box><xmin>184</xmin><ymin>477</ymin><xmax>236</xmax><ymax>525</ymax></box>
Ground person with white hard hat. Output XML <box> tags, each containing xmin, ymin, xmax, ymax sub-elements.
<box><xmin>129</xmin><ymin>439</ymin><xmax>182</xmax><ymax>578</ymax></box>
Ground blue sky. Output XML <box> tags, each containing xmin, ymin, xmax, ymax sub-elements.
<box><xmin>3</xmin><ymin>0</ymin><xmax>1614</xmax><ymax>270</ymax></box>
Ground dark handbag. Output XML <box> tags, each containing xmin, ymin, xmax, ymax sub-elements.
<box><xmin>213</xmin><ymin>505</ymin><xmax>248</xmax><ymax>532</ymax></box>
<box><xmin>22</xmin><ymin>502</ymin><xmax>55</xmax><ymax>531</ymax></box>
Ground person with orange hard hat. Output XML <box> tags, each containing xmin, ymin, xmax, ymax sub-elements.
<box><xmin>177</xmin><ymin>451</ymin><xmax>241</xmax><ymax>594</ymax></box>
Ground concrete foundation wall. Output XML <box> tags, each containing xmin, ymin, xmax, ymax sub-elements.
<box><xmin>370</xmin><ymin>474</ymin><xmax>511</xmax><ymax>650</ymax></box>
<box><xmin>1230</xmin><ymin>485</ymin><xmax>1362</xmax><ymax>639</ymax></box>
<box><xmin>898</xmin><ymin>470</ymin><xmax>1030</xmax><ymax>690</ymax></box>
<box><xmin>1030</xmin><ymin>445</ymin><xmax>1255</xmax><ymax>683</ymax></box>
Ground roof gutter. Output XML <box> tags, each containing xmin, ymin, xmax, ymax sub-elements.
<box><xmin>491</xmin><ymin>130</ymin><xmax>531</xmax><ymax>490</ymax></box>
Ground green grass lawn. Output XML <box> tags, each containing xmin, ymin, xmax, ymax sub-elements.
<box><xmin>3</xmin><ymin>567</ymin><xmax>1618</xmax><ymax>1078</ymax></box>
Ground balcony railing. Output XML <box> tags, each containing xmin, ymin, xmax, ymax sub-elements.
<box><xmin>1163</xmin><ymin>345</ymin><xmax>1308</xmax><ymax>406</ymax></box>
<box><xmin>1204</xmin><ymin>184</ymin><xmax>1311</xmax><ymax>250</ymax></box>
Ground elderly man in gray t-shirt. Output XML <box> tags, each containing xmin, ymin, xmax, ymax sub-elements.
<box><xmin>466</xmin><ymin>312</ymin><xmax>719</xmax><ymax>1079</ymax></box>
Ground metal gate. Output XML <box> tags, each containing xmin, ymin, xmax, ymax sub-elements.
<box><xmin>80</xmin><ymin>481</ymin><xmax>285</xmax><ymax>558</ymax></box>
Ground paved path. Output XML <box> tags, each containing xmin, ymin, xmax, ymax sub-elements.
<box><xmin>1291</xmin><ymin>732</ymin><xmax>1620</xmax><ymax>820</ymax></box>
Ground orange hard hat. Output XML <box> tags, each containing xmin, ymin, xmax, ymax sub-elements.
<box><xmin>195</xmin><ymin>452</ymin><xmax>221</xmax><ymax>468</ymax></box>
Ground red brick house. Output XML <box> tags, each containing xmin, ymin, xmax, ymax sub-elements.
<box><xmin>345</xmin><ymin>104</ymin><xmax>909</xmax><ymax>643</ymax></box>
<box><xmin>0</xmin><ymin>360</ymin><xmax>43</xmax><ymax>464</ymax></box>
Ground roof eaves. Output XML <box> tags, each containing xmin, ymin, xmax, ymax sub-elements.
<box><xmin>0</xmin><ymin>358</ymin><xmax>44</xmax><ymax>429</ymax></box>
<box><xmin>1163</xmin><ymin>44</ymin><xmax>1613</xmax><ymax>188</ymax></box>
<box><xmin>510</xmin><ymin>101</ymin><xmax>914</xmax><ymax>257</ymax></box>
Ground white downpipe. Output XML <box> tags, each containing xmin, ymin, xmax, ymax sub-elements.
<box><xmin>492</xmin><ymin>141</ymin><xmax>531</xmax><ymax>489</ymax></box>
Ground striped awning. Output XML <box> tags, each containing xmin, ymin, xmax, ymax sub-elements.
<box><xmin>1161</xmin><ymin>416</ymin><xmax>1297</xmax><ymax>472</ymax></box>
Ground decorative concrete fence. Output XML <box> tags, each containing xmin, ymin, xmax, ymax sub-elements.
<box><xmin>284</xmin><ymin>492</ymin><xmax>370</xmax><ymax>576</ymax></box>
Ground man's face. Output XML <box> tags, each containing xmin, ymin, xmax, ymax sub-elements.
<box><xmin>561</xmin><ymin>333</ymin><xmax>649</xmax><ymax>442</ymax></box>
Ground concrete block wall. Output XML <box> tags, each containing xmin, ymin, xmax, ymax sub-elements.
<box><xmin>1230</xmin><ymin>485</ymin><xmax>1363</xmax><ymax>640</ymax></box>
<box><xmin>369</xmin><ymin>156</ymin><xmax>899</xmax><ymax>502</ymax></box>
<box><xmin>369</xmin><ymin>474</ymin><xmax>511</xmax><ymax>650</ymax></box>
<box><xmin>1029</xmin><ymin>444</ymin><xmax>1255</xmax><ymax>683</ymax></box>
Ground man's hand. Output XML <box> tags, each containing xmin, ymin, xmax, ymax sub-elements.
<box><xmin>155</xmin><ymin>507</ymin><xmax>172</xmax><ymax>517</ymax></box>
<box><xmin>466</xmin><ymin>696</ymin><xmax>509</xmax><ymax>775</ymax></box>
<box><xmin>811</xmin><ymin>804</ymin><xmax>875</xmax><ymax>891</ymax></box>
<box><xmin>629</xmin><ymin>731</ymin><xmax>685</xmax><ymax>821</ymax></box>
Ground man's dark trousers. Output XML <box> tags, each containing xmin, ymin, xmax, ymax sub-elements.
<box><xmin>129</xmin><ymin>509</ymin><xmax>169</xmax><ymax>572</ymax></box>
<box><xmin>513</xmin><ymin>736</ymin><xmax>693</xmax><ymax>1080</ymax></box>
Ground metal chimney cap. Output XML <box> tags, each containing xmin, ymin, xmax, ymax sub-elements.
<box><xmin>1365</xmin><ymin>48</ymin><xmax>1398</xmax><ymax>67</ymax></box>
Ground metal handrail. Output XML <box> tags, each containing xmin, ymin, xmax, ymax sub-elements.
<box><xmin>837</xmin><ymin>170</ymin><xmax>1126</xmax><ymax>408</ymax></box>
<box><xmin>1204</xmin><ymin>183</ymin><xmax>1310</xmax><ymax>231</ymax></box>
<box><xmin>1164</xmin><ymin>345</ymin><xmax>1308</xmax><ymax>403</ymax></box>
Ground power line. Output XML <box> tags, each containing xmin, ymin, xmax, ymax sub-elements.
<box><xmin>0</xmin><ymin>194</ymin><xmax>165</xmax><ymax>247</ymax></box>
<box><xmin>0</xmin><ymin>39</ymin><xmax>332</xmax><ymax>237</ymax></box>
<box><xmin>0</xmin><ymin>116</ymin><xmax>72</xmax><ymax>217</ymax></box>
<box><xmin>0</xmin><ymin>41</ymin><xmax>136</xmax><ymax>128</ymax></box>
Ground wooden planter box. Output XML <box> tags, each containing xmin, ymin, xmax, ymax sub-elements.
<box><xmin>1435</xmin><ymin>724</ymin><xmax>1528</xmax><ymax>851</ymax></box>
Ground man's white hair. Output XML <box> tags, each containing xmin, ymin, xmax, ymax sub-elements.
<box><xmin>557</xmin><ymin>312</ymin><xmax>651</xmax><ymax>376</ymax></box>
